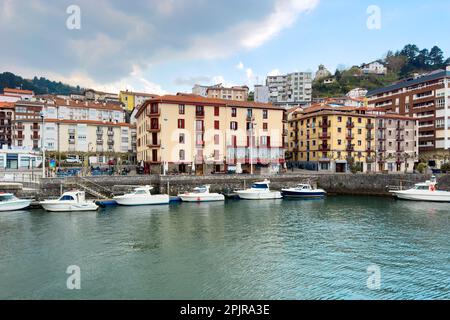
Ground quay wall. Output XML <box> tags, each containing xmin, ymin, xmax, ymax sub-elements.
<box><xmin>15</xmin><ymin>173</ymin><xmax>450</xmax><ymax>199</ymax></box>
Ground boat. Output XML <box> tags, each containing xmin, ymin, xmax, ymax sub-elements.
<box><xmin>178</xmin><ymin>185</ymin><xmax>225</xmax><ymax>202</ymax></box>
<box><xmin>0</xmin><ymin>193</ymin><xmax>33</xmax><ymax>212</ymax></box>
<box><xmin>235</xmin><ymin>180</ymin><xmax>282</xmax><ymax>200</ymax></box>
<box><xmin>40</xmin><ymin>190</ymin><xmax>99</xmax><ymax>212</ymax></box>
<box><xmin>281</xmin><ymin>184</ymin><xmax>327</xmax><ymax>199</ymax></box>
<box><xmin>390</xmin><ymin>176</ymin><xmax>450</xmax><ymax>202</ymax></box>
<box><xmin>113</xmin><ymin>185</ymin><xmax>169</xmax><ymax>206</ymax></box>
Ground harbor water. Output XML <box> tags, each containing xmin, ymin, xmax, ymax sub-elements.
<box><xmin>0</xmin><ymin>196</ymin><xmax>449</xmax><ymax>299</ymax></box>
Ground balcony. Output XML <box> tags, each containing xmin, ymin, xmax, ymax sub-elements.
<box><xmin>366</xmin><ymin>156</ymin><xmax>376</xmax><ymax>163</ymax></box>
<box><xmin>396</xmin><ymin>135</ymin><xmax>405</xmax><ymax>141</ymax></box>
<box><xmin>147</xmin><ymin>125</ymin><xmax>161</xmax><ymax>133</ymax></box>
<box><xmin>346</xmin><ymin>145</ymin><xmax>354</xmax><ymax>152</ymax></box>
<box><xmin>366</xmin><ymin>134</ymin><xmax>374</xmax><ymax>140</ymax></box>
<box><xmin>96</xmin><ymin>139</ymin><xmax>103</xmax><ymax>144</ymax></box>
<box><xmin>366</xmin><ymin>123</ymin><xmax>374</xmax><ymax>130</ymax></box>
<box><xmin>147</xmin><ymin>108</ymin><xmax>161</xmax><ymax>116</ymax></box>
<box><xmin>196</xmin><ymin>111</ymin><xmax>205</xmax><ymax>118</ymax></box>
<box><xmin>366</xmin><ymin>147</ymin><xmax>374</xmax><ymax>153</ymax></box>
<box><xmin>346</xmin><ymin>134</ymin><xmax>354</xmax><ymax>140</ymax></box>
<box><xmin>346</xmin><ymin>121</ymin><xmax>355</xmax><ymax>129</ymax></box>
<box><xmin>282</xmin><ymin>129</ymin><xmax>288</xmax><ymax>136</ymax></box>
<box><xmin>246</xmin><ymin>115</ymin><xmax>254</xmax><ymax>122</ymax></box>
<box><xmin>319</xmin><ymin>121</ymin><xmax>331</xmax><ymax>128</ymax></box>
<box><xmin>69</xmin><ymin>138</ymin><xmax>75</xmax><ymax>144</ymax></box>
<box><xmin>31</xmin><ymin>125</ymin><xmax>40</xmax><ymax>131</ymax></box>
<box><xmin>31</xmin><ymin>135</ymin><xmax>40</xmax><ymax>140</ymax></box>
<box><xmin>396</xmin><ymin>124</ymin><xmax>405</xmax><ymax>131</ymax></box>
<box><xmin>15</xmin><ymin>125</ymin><xmax>25</xmax><ymax>130</ymax></box>
<box><xmin>378</xmin><ymin>135</ymin><xmax>386</xmax><ymax>141</ymax></box>
<box><xmin>319</xmin><ymin>132</ymin><xmax>331</xmax><ymax>139</ymax></box>
<box><xmin>318</xmin><ymin>144</ymin><xmax>330</xmax><ymax>152</ymax></box>
<box><xmin>107</xmin><ymin>131</ymin><xmax>114</xmax><ymax>136</ymax></box>
<box><xmin>147</xmin><ymin>140</ymin><xmax>161</xmax><ymax>148</ymax></box>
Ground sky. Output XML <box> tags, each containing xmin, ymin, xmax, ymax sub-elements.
<box><xmin>1</xmin><ymin>0</ymin><xmax>450</xmax><ymax>95</ymax></box>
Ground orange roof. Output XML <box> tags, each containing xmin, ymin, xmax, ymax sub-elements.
<box><xmin>4</xmin><ymin>88</ymin><xmax>34</xmax><ymax>95</ymax></box>
<box><xmin>52</xmin><ymin>98</ymin><xmax>123</xmax><ymax>111</ymax></box>
<box><xmin>136</xmin><ymin>94</ymin><xmax>281</xmax><ymax>117</ymax></box>
<box><xmin>0</xmin><ymin>102</ymin><xmax>15</xmax><ymax>109</ymax></box>
<box><xmin>44</xmin><ymin>119</ymin><xmax>132</xmax><ymax>127</ymax></box>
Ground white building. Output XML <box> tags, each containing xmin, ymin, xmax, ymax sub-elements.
<box><xmin>192</xmin><ymin>84</ymin><xmax>209</xmax><ymax>97</ymax></box>
<box><xmin>266</xmin><ymin>72</ymin><xmax>312</xmax><ymax>106</ymax></box>
<box><xmin>0</xmin><ymin>88</ymin><xmax>34</xmax><ymax>103</ymax></box>
<box><xmin>254</xmin><ymin>85</ymin><xmax>269</xmax><ymax>103</ymax></box>
<box><xmin>361</xmin><ymin>61</ymin><xmax>387</xmax><ymax>75</ymax></box>
<box><xmin>346</xmin><ymin>88</ymin><xmax>368</xmax><ymax>99</ymax></box>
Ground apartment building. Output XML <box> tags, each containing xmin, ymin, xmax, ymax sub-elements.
<box><xmin>135</xmin><ymin>94</ymin><xmax>286</xmax><ymax>175</ymax></box>
<box><xmin>192</xmin><ymin>84</ymin><xmax>249</xmax><ymax>101</ymax></box>
<box><xmin>0</xmin><ymin>88</ymin><xmax>34</xmax><ymax>103</ymax></box>
<box><xmin>0</xmin><ymin>102</ymin><xmax>14</xmax><ymax>148</ymax></box>
<box><xmin>84</xmin><ymin>89</ymin><xmax>120</xmax><ymax>104</ymax></box>
<box><xmin>367</xmin><ymin>67</ymin><xmax>450</xmax><ymax>167</ymax></box>
<box><xmin>360</xmin><ymin>61</ymin><xmax>387</xmax><ymax>75</ymax></box>
<box><xmin>119</xmin><ymin>90</ymin><xmax>159</xmax><ymax>111</ymax></box>
<box><xmin>11</xmin><ymin>98</ymin><xmax>135</xmax><ymax>163</ymax></box>
<box><xmin>266</xmin><ymin>72</ymin><xmax>312</xmax><ymax>107</ymax></box>
<box><xmin>254</xmin><ymin>85</ymin><xmax>269</xmax><ymax>103</ymax></box>
<box><xmin>287</xmin><ymin>104</ymin><xmax>418</xmax><ymax>173</ymax></box>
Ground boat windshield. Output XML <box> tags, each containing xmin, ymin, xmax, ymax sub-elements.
<box><xmin>60</xmin><ymin>195</ymin><xmax>75</xmax><ymax>201</ymax></box>
<box><xmin>252</xmin><ymin>184</ymin><xmax>269</xmax><ymax>189</ymax></box>
<box><xmin>194</xmin><ymin>187</ymin><xmax>207</xmax><ymax>193</ymax></box>
<box><xmin>414</xmin><ymin>185</ymin><xmax>430</xmax><ymax>190</ymax></box>
<box><xmin>134</xmin><ymin>190</ymin><xmax>149</xmax><ymax>195</ymax></box>
<box><xmin>0</xmin><ymin>194</ymin><xmax>14</xmax><ymax>202</ymax></box>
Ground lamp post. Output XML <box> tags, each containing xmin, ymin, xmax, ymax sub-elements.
<box><xmin>39</xmin><ymin>111</ymin><xmax>45</xmax><ymax>178</ymax></box>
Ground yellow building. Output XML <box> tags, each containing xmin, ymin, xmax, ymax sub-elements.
<box><xmin>288</xmin><ymin>104</ymin><xmax>418</xmax><ymax>173</ymax></box>
<box><xmin>135</xmin><ymin>94</ymin><xmax>286</xmax><ymax>175</ymax></box>
<box><xmin>119</xmin><ymin>91</ymin><xmax>159</xmax><ymax>111</ymax></box>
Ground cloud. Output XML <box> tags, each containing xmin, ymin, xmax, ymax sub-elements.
<box><xmin>0</xmin><ymin>0</ymin><xmax>319</xmax><ymax>86</ymax></box>
<box><xmin>236</xmin><ymin>62</ymin><xmax>244</xmax><ymax>70</ymax></box>
<box><xmin>173</xmin><ymin>76</ymin><xmax>214</xmax><ymax>87</ymax></box>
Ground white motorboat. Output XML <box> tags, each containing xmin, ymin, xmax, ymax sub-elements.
<box><xmin>390</xmin><ymin>176</ymin><xmax>450</xmax><ymax>202</ymax></box>
<box><xmin>40</xmin><ymin>190</ymin><xmax>99</xmax><ymax>212</ymax></box>
<box><xmin>113</xmin><ymin>185</ymin><xmax>169</xmax><ymax>206</ymax></box>
<box><xmin>281</xmin><ymin>184</ymin><xmax>327</xmax><ymax>199</ymax></box>
<box><xmin>235</xmin><ymin>179</ymin><xmax>282</xmax><ymax>200</ymax></box>
<box><xmin>178</xmin><ymin>185</ymin><xmax>225</xmax><ymax>202</ymax></box>
<box><xmin>0</xmin><ymin>193</ymin><xmax>32</xmax><ymax>212</ymax></box>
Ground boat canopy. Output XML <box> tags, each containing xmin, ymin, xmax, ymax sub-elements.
<box><xmin>0</xmin><ymin>193</ymin><xmax>15</xmax><ymax>201</ymax></box>
<box><xmin>193</xmin><ymin>185</ymin><xmax>209</xmax><ymax>193</ymax></box>
<box><xmin>251</xmin><ymin>181</ymin><xmax>270</xmax><ymax>189</ymax></box>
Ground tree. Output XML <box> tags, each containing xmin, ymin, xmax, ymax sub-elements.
<box><xmin>414</xmin><ymin>49</ymin><xmax>430</xmax><ymax>69</ymax></box>
<box><xmin>445</xmin><ymin>57</ymin><xmax>450</xmax><ymax>66</ymax></box>
<box><xmin>429</xmin><ymin>46</ymin><xmax>444</xmax><ymax>67</ymax></box>
<box><xmin>400</xmin><ymin>44</ymin><xmax>420</xmax><ymax>61</ymax></box>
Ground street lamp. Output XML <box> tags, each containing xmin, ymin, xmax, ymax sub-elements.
<box><xmin>39</xmin><ymin>111</ymin><xmax>45</xmax><ymax>178</ymax></box>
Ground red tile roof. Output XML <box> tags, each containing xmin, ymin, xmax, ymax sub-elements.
<box><xmin>44</xmin><ymin>119</ymin><xmax>132</xmax><ymax>127</ymax></box>
<box><xmin>0</xmin><ymin>102</ymin><xmax>15</xmax><ymax>109</ymax></box>
<box><xmin>4</xmin><ymin>88</ymin><xmax>34</xmax><ymax>95</ymax></box>
<box><xmin>52</xmin><ymin>98</ymin><xmax>124</xmax><ymax>111</ymax></box>
<box><xmin>136</xmin><ymin>94</ymin><xmax>282</xmax><ymax>117</ymax></box>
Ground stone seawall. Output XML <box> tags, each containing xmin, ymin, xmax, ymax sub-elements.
<box><xmin>25</xmin><ymin>173</ymin><xmax>450</xmax><ymax>199</ymax></box>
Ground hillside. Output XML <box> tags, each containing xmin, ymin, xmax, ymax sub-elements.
<box><xmin>0</xmin><ymin>72</ymin><xmax>83</xmax><ymax>95</ymax></box>
<box><xmin>313</xmin><ymin>44</ymin><xmax>450</xmax><ymax>98</ymax></box>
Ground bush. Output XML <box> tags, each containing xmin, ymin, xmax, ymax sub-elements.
<box><xmin>441</xmin><ymin>163</ymin><xmax>450</xmax><ymax>172</ymax></box>
<box><xmin>417</xmin><ymin>163</ymin><xmax>427</xmax><ymax>174</ymax></box>
<box><xmin>350</xmin><ymin>162</ymin><xmax>363</xmax><ymax>174</ymax></box>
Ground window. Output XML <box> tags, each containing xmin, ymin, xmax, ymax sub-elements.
<box><xmin>214</xmin><ymin>134</ymin><xmax>220</xmax><ymax>145</ymax></box>
<box><xmin>338</xmin><ymin>116</ymin><xmax>342</xmax><ymax>123</ymax></box>
<box><xmin>214</xmin><ymin>150</ymin><xmax>219</xmax><ymax>160</ymax></box>
<box><xmin>338</xmin><ymin>139</ymin><xmax>342</xmax><ymax>145</ymax></box>
<box><xmin>358</xmin><ymin>140</ymin><xmax>362</xmax><ymax>146</ymax></box>
<box><xmin>338</xmin><ymin>128</ymin><xmax>342</xmax><ymax>133</ymax></box>
<box><xmin>179</xmin><ymin>149</ymin><xmax>185</xmax><ymax>161</ymax></box>
<box><xmin>196</xmin><ymin>106</ymin><xmax>204</xmax><ymax>117</ymax></box>
<box><xmin>358</xmin><ymin>129</ymin><xmax>362</xmax><ymax>134</ymax></box>
<box><xmin>179</xmin><ymin>133</ymin><xmax>185</xmax><ymax>144</ymax></box>
<box><xmin>150</xmin><ymin>103</ymin><xmax>158</xmax><ymax>114</ymax></box>
<box><xmin>196</xmin><ymin>120</ymin><xmax>204</xmax><ymax>131</ymax></box>
<box><xmin>214</xmin><ymin>106</ymin><xmax>220</xmax><ymax>116</ymax></box>
<box><xmin>358</xmin><ymin>118</ymin><xmax>362</xmax><ymax>123</ymax></box>
<box><xmin>214</xmin><ymin>121</ymin><xmax>220</xmax><ymax>130</ymax></box>
<box><xmin>178</xmin><ymin>119</ymin><xmax>185</xmax><ymax>129</ymax></box>
<box><xmin>263</xmin><ymin>123</ymin><xmax>268</xmax><ymax>131</ymax></box>
<box><xmin>179</xmin><ymin>104</ymin><xmax>185</xmax><ymax>114</ymax></box>
<box><xmin>263</xmin><ymin>109</ymin><xmax>268</xmax><ymax>119</ymax></box>
<box><xmin>231</xmin><ymin>108</ymin><xmax>237</xmax><ymax>117</ymax></box>
<box><xmin>230</xmin><ymin>121</ymin><xmax>238</xmax><ymax>130</ymax></box>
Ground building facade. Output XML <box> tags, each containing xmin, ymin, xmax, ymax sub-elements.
<box><xmin>119</xmin><ymin>90</ymin><xmax>159</xmax><ymax>111</ymax></box>
<box><xmin>206</xmin><ymin>84</ymin><xmax>249</xmax><ymax>101</ymax></box>
<box><xmin>287</xmin><ymin>104</ymin><xmax>418</xmax><ymax>173</ymax></box>
<box><xmin>266</xmin><ymin>72</ymin><xmax>312</xmax><ymax>107</ymax></box>
<box><xmin>361</xmin><ymin>61</ymin><xmax>387</xmax><ymax>75</ymax></box>
<box><xmin>135</xmin><ymin>95</ymin><xmax>286</xmax><ymax>175</ymax></box>
<box><xmin>254</xmin><ymin>85</ymin><xmax>269</xmax><ymax>103</ymax></box>
<box><xmin>367</xmin><ymin>67</ymin><xmax>450</xmax><ymax>167</ymax></box>
<box><xmin>0</xmin><ymin>102</ymin><xmax>14</xmax><ymax>149</ymax></box>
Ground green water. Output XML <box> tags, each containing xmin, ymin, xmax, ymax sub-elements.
<box><xmin>0</xmin><ymin>196</ymin><xmax>449</xmax><ymax>299</ymax></box>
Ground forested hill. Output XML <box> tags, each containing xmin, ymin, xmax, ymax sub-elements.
<box><xmin>0</xmin><ymin>71</ymin><xmax>83</xmax><ymax>95</ymax></box>
<box><xmin>313</xmin><ymin>44</ymin><xmax>450</xmax><ymax>98</ymax></box>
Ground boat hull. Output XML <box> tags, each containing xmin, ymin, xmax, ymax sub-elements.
<box><xmin>391</xmin><ymin>191</ymin><xmax>450</xmax><ymax>202</ymax></box>
<box><xmin>40</xmin><ymin>201</ymin><xmax>99</xmax><ymax>212</ymax></box>
<box><xmin>235</xmin><ymin>191</ymin><xmax>282</xmax><ymax>200</ymax></box>
<box><xmin>179</xmin><ymin>194</ymin><xmax>225</xmax><ymax>202</ymax></box>
<box><xmin>0</xmin><ymin>199</ymin><xmax>32</xmax><ymax>212</ymax></box>
<box><xmin>281</xmin><ymin>190</ymin><xmax>326</xmax><ymax>198</ymax></box>
<box><xmin>113</xmin><ymin>194</ymin><xmax>170</xmax><ymax>206</ymax></box>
